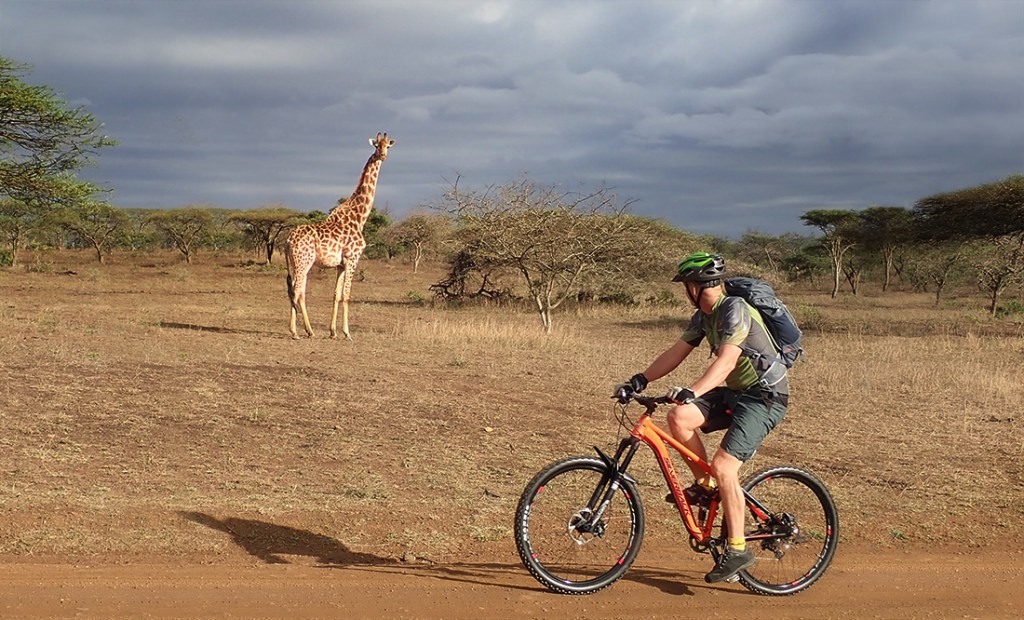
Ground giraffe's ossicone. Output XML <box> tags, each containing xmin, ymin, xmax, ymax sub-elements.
<box><xmin>284</xmin><ymin>132</ymin><xmax>395</xmax><ymax>340</ymax></box>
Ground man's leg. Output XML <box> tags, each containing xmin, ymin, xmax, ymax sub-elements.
<box><xmin>666</xmin><ymin>403</ymin><xmax>708</xmax><ymax>480</ymax></box>
<box><xmin>705</xmin><ymin>447</ymin><xmax>756</xmax><ymax>582</ymax></box>
<box><xmin>711</xmin><ymin>449</ymin><xmax>745</xmax><ymax>545</ymax></box>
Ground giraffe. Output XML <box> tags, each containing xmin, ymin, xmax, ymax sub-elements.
<box><xmin>284</xmin><ymin>132</ymin><xmax>395</xmax><ymax>340</ymax></box>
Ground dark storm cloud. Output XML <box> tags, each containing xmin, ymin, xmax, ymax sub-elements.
<box><xmin>1</xmin><ymin>0</ymin><xmax>1021</xmax><ymax>237</ymax></box>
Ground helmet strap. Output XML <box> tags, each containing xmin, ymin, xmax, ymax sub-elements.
<box><xmin>685</xmin><ymin>283</ymin><xmax>701</xmax><ymax>308</ymax></box>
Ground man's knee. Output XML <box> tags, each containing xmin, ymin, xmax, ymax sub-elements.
<box><xmin>711</xmin><ymin>450</ymin><xmax>743</xmax><ymax>480</ymax></box>
<box><xmin>667</xmin><ymin>404</ymin><xmax>703</xmax><ymax>431</ymax></box>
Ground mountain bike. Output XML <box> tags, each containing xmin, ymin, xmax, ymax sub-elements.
<box><xmin>513</xmin><ymin>392</ymin><xmax>839</xmax><ymax>596</ymax></box>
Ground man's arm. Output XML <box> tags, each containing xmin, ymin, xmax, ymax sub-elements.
<box><xmin>689</xmin><ymin>342</ymin><xmax>742</xmax><ymax>397</ymax></box>
<box><xmin>642</xmin><ymin>339</ymin><xmax>696</xmax><ymax>383</ymax></box>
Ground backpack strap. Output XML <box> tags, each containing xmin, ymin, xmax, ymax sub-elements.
<box><xmin>740</xmin><ymin>345</ymin><xmax>787</xmax><ymax>389</ymax></box>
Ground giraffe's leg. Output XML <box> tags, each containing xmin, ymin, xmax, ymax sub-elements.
<box><xmin>289</xmin><ymin>293</ymin><xmax>299</xmax><ymax>339</ymax></box>
<box><xmin>340</xmin><ymin>262</ymin><xmax>356</xmax><ymax>341</ymax></box>
<box><xmin>287</xmin><ymin>272</ymin><xmax>299</xmax><ymax>338</ymax></box>
<box><xmin>330</xmin><ymin>265</ymin><xmax>345</xmax><ymax>339</ymax></box>
<box><xmin>290</xmin><ymin>269</ymin><xmax>315</xmax><ymax>339</ymax></box>
<box><xmin>298</xmin><ymin>284</ymin><xmax>314</xmax><ymax>338</ymax></box>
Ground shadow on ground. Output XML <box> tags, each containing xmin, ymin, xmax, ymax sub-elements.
<box><xmin>181</xmin><ymin>511</ymin><xmax>390</xmax><ymax>566</ymax></box>
<box><xmin>159</xmin><ymin>321</ymin><xmax>274</xmax><ymax>336</ymax></box>
<box><xmin>182</xmin><ymin>512</ymin><xmax>730</xmax><ymax>597</ymax></box>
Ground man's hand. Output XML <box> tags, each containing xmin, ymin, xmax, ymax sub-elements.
<box><xmin>666</xmin><ymin>386</ymin><xmax>696</xmax><ymax>404</ymax></box>
<box><xmin>612</xmin><ymin>373</ymin><xmax>648</xmax><ymax>398</ymax></box>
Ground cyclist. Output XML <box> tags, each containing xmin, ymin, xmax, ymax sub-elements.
<box><xmin>614</xmin><ymin>252</ymin><xmax>789</xmax><ymax>584</ymax></box>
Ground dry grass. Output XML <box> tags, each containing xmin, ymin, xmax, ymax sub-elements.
<box><xmin>0</xmin><ymin>251</ymin><xmax>1021</xmax><ymax>563</ymax></box>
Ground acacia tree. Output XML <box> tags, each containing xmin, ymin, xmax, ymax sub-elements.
<box><xmin>0</xmin><ymin>197</ymin><xmax>39</xmax><ymax>265</ymax></box>
<box><xmin>53</xmin><ymin>200</ymin><xmax>130</xmax><ymax>263</ymax></box>
<box><xmin>915</xmin><ymin>175</ymin><xmax>1024</xmax><ymax>315</ymax></box>
<box><xmin>736</xmin><ymin>232</ymin><xmax>784</xmax><ymax>275</ymax></box>
<box><xmin>840</xmin><ymin>247</ymin><xmax>871</xmax><ymax>296</ymax></box>
<box><xmin>437</xmin><ymin>177</ymin><xmax>636</xmax><ymax>333</ymax></box>
<box><xmin>977</xmin><ymin>235</ymin><xmax>1024</xmax><ymax>315</ymax></box>
<box><xmin>905</xmin><ymin>241</ymin><xmax>969</xmax><ymax>306</ymax></box>
<box><xmin>734</xmin><ymin>231</ymin><xmax>809</xmax><ymax>278</ymax></box>
<box><xmin>856</xmin><ymin>206</ymin><xmax>914</xmax><ymax>292</ymax></box>
<box><xmin>121</xmin><ymin>208</ymin><xmax>160</xmax><ymax>252</ymax></box>
<box><xmin>381</xmin><ymin>212</ymin><xmax>451</xmax><ymax>272</ymax></box>
<box><xmin>0</xmin><ymin>56</ymin><xmax>115</xmax><ymax>205</ymax></box>
<box><xmin>148</xmin><ymin>206</ymin><xmax>214</xmax><ymax>264</ymax></box>
<box><xmin>800</xmin><ymin>209</ymin><xmax>858</xmax><ymax>298</ymax></box>
<box><xmin>229</xmin><ymin>205</ymin><xmax>303</xmax><ymax>263</ymax></box>
<box><xmin>781</xmin><ymin>249</ymin><xmax>828</xmax><ymax>286</ymax></box>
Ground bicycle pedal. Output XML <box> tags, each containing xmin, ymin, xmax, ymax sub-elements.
<box><xmin>725</xmin><ymin>574</ymin><xmax>741</xmax><ymax>583</ymax></box>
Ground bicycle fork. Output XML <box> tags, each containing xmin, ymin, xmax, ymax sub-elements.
<box><xmin>585</xmin><ymin>438</ymin><xmax>642</xmax><ymax>526</ymax></box>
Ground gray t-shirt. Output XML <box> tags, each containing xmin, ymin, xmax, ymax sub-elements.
<box><xmin>681</xmin><ymin>295</ymin><xmax>789</xmax><ymax>395</ymax></box>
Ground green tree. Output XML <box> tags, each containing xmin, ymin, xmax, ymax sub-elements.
<box><xmin>905</xmin><ymin>240</ymin><xmax>970</xmax><ymax>306</ymax></box>
<box><xmin>229</xmin><ymin>204</ymin><xmax>303</xmax><ymax>264</ymax></box>
<box><xmin>914</xmin><ymin>176</ymin><xmax>1024</xmax><ymax>315</ymax></box>
<box><xmin>121</xmin><ymin>208</ymin><xmax>160</xmax><ymax>252</ymax></box>
<box><xmin>800</xmin><ymin>209</ymin><xmax>859</xmax><ymax>299</ymax></box>
<box><xmin>840</xmin><ymin>247</ymin><xmax>871</xmax><ymax>296</ymax></box>
<box><xmin>915</xmin><ymin>175</ymin><xmax>1024</xmax><ymax>239</ymax></box>
<box><xmin>0</xmin><ymin>56</ymin><xmax>115</xmax><ymax>205</ymax></box>
<box><xmin>781</xmin><ymin>249</ymin><xmax>829</xmax><ymax>286</ymax></box>
<box><xmin>856</xmin><ymin>206</ymin><xmax>914</xmax><ymax>292</ymax></box>
<box><xmin>381</xmin><ymin>212</ymin><xmax>452</xmax><ymax>272</ymax></box>
<box><xmin>734</xmin><ymin>231</ymin><xmax>809</xmax><ymax>278</ymax></box>
<box><xmin>0</xmin><ymin>197</ymin><xmax>40</xmax><ymax>266</ymax></box>
<box><xmin>53</xmin><ymin>201</ymin><xmax>130</xmax><ymax>263</ymax></box>
<box><xmin>362</xmin><ymin>207</ymin><xmax>392</xmax><ymax>259</ymax></box>
<box><xmin>149</xmin><ymin>206</ymin><xmax>215</xmax><ymax>264</ymax></box>
<box><xmin>977</xmin><ymin>235</ymin><xmax>1024</xmax><ymax>316</ymax></box>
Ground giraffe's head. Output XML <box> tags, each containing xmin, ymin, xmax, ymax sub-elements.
<box><xmin>369</xmin><ymin>132</ymin><xmax>396</xmax><ymax>161</ymax></box>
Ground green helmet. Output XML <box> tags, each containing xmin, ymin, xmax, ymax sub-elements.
<box><xmin>673</xmin><ymin>252</ymin><xmax>726</xmax><ymax>284</ymax></box>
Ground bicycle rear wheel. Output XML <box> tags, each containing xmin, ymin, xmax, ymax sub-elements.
<box><xmin>737</xmin><ymin>466</ymin><xmax>839</xmax><ymax>596</ymax></box>
<box><xmin>514</xmin><ymin>456</ymin><xmax>644</xmax><ymax>594</ymax></box>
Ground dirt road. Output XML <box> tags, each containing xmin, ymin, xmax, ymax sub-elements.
<box><xmin>1</xmin><ymin>548</ymin><xmax>1019</xmax><ymax>619</ymax></box>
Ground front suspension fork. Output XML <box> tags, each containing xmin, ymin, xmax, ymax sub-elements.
<box><xmin>588</xmin><ymin>438</ymin><xmax>641</xmax><ymax>523</ymax></box>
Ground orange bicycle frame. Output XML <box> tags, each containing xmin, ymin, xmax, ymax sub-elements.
<box><xmin>593</xmin><ymin>407</ymin><xmax>720</xmax><ymax>545</ymax></box>
<box><xmin>611</xmin><ymin>411</ymin><xmax>721</xmax><ymax>544</ymax></box>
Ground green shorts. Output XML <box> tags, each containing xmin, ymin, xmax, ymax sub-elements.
<box><xmin>693</xmin><ymin>387</ymin><xmax>788</xmax><ymax>462</ymax></box>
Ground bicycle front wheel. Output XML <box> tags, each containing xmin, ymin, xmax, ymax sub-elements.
<box><xmin>514</xmin><ymin>456</ymin><xmax>645</xmax><ymax>594</ymax></box>
<box><xmin>738</xmin><ymin>466</ymin><xmax>839</xmax><ymax>596</ymax></box>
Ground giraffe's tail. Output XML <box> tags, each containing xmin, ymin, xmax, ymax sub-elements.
<box><xmin>284</xmin><ymin>241</ymin><xmax>296</xmax><ymax>304</ymax></box>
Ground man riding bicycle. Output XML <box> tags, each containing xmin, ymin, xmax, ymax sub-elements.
<box><xmin>614</xmin><ymin>252</ymin><xmax>789</xmax><ymax>583</ymax></box>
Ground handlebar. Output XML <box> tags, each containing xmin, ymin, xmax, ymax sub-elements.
<box><xmin>613</xmin><ymin>389</ymin><xmax>676</xmax><ymax>412</ymax></box>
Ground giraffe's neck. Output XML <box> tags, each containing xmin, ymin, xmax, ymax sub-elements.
<box><xmin>328</xmin><ymin>153</ymin><xmax>383</xmax><ymax>229</ymax></box>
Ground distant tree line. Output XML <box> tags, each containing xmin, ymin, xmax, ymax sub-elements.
<box><xmin>783</xmin><ymin>174</ymin><xmax>1024</xmax><ymax>315</ymax></box>
<box><xmin>0</xmin><ymin>200</ymin><xmax>399</xmax><ymax>266</ymax></box>
<box><xmin>3</xmin><ymin>53</ymin><xmax>1022</xmax><ymax>327</ymax></box>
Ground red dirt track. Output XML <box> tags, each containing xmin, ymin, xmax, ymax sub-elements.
<box><xmin>1</xmin><ymin>547</ymin><xmax>1020</xmax><ymax>619</ymax></box>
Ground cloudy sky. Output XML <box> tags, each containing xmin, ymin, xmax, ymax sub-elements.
<box><xmin>1</xmin><ymin>0</ymin><xmax>1022</xmax><ymax>237</ymax></box>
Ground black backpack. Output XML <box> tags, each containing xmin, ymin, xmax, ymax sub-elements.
<box><xmin>724</xmin><ymin>277</ymin><xmax>805</xmax><ymax>368</ymax></box>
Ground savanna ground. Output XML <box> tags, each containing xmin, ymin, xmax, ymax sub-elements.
<box><xmin>0</xmin><ymin>251</ymin><xmax>1022</xmax><ymax>619</ymax></box>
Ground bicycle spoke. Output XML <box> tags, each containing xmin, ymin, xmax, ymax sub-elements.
<box><xmin>515</xmin><ymin>457</ymin><xmax>644</xmax><ymax>594</ymax></box>
<box><xmin>738</xmin><ymin>467</ymin><xmax>839</xmax><ymax>596</ymax></box>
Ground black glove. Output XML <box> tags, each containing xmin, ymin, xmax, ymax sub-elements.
<box><xmin>612</xmin><ymin>373</ymin><xmax>648</xmax><ymax>398</ymax></box>
<box><xmin>666</xmin><ymin>386</ymin><xmax>696</xmax><ymax>404</ymax></box>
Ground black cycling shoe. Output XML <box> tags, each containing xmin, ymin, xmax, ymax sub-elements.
<box><xmin>705</xmin><ymin>546</ymin><xmax>756</xmax><ymax>583</ymax></box>
<box><xmin>665</xmin><ymin>482</ymin><xmax>714</xmax><ymax>505</ymax></box>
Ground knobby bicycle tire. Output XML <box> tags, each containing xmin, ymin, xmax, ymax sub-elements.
<box><xmin>513</xmin><ymin>456</ymin><xmax>645</xmax><ymax>594</ymax></box>
<box><xmin>736</xmin><ymin>466</ymin><xmax>839</xmax><ymax>596</ymax></box>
